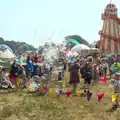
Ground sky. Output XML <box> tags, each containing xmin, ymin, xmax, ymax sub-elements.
<box><xmin>0</xmin><ymin>0</ymin><xmax>120</xmax><ymax>47</ymax></box>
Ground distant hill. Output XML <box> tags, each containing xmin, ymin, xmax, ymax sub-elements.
<box><xmin>65</xmin><ymin>35</ymin><xmax>90</xmax><ymax>47</ymax></box>
<box><xmin>0</xmin><ymin>37</ymin><xmax>36</xmax><ymax>52</ymax></box>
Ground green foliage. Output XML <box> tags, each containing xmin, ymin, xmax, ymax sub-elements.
<box><xmin>65</xmin><ymin>35</ymin><xmax>90</xmax><ymax>46</ymax></box>
<box><xmin>0</xmin><ymin>37</ymin><xmax>36</xmax><ymax>52</ymax></box>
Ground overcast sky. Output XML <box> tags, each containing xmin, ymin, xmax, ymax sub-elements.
<box><xmin>0</xmin><ymin>0</ymin><xmax>119</xmax><ymax>47</ymax></box>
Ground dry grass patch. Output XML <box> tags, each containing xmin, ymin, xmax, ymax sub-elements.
<box><xmin>0</xmin><ymin>73</ymin><xmax>120</xmax><ymax>120</ymax></box>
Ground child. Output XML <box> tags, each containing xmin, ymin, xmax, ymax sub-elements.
<box><xmin>110</xmin><ymin>73</ymin><xmax>120</xmax><ymax>108</ymax></box>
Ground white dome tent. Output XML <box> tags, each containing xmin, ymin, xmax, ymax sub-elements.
<box><xmin>0</xmin><ymin>49</ymin><xmax>16</xmax><ymax>68</ymax></box>
<box><xmin>71</xmin><ymin>44</ymin><xmax>90</xmax><ymax>54</ymax></box>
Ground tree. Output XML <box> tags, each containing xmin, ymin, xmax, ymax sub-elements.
<box><xmin>0</xmin><ymin>37</ymin><xmax>36</xmax><ymax>52</ymax></box>
<box><xmin>0</xmin><ymin>37</ymin><xmax>4</xmax><ymax>42</ymax></box>
<box><xmin>65</xmin><ymin>35</ymin><xmax>89</xmax><ymax>46</ymax></box>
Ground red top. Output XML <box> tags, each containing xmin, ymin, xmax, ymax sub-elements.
<box><xmin>33</xmin><ymin>56</ymin><xmax>38</xmax><ymax>63</ymax></box>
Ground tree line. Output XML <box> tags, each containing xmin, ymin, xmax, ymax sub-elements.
<box><xmin>0</xmin><ymin>37</ymin><xmax>36</xmax><ymax>52</ymax></box>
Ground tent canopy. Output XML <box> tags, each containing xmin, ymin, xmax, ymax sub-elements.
<box><xmin>0</xmin><ymin>44</ymin><xmax>13</xmax><ymax>52</ymax></box>
<box><xmin>66</xmin><ymin>39</ymin><xmax>80</xmax><ymax>45</ymax></box>
<box><xmin>71</xmin><ymin>44</ymin><xmax>90</xmax><ymax>54</ymax></box>
<box><xmin>0</xmin><ymin>49</ymin><xmax>16</xmax><ymax>59</ymax></box>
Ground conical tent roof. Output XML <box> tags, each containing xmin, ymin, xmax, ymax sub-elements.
<box><xmin>0</xmin><ymin>49</ymin><xmax>16</xmax><ymax>59</ymax></box>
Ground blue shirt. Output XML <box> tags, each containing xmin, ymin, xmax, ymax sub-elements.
<box><xmin>25</xmin><ymin>60</ymin><xmax>34</xmax><ymax>73</ymax></box>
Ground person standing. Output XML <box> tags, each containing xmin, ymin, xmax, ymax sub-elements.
<box><xmin>68</xmin><ymin>61</ymin><xmax>80</xmax><ymax>94</ymax></box>
<box><xmin>9</xmin><ymin>60</ymin><xmax>20</xmax><ymax>89</ymax></box>
<box><xmin>25</xmin><ymin>56</ymin><xmax>34</xmax><ymax>78</ymax></box>
<box><xmin>80</xmin><ymin>62</ymin><xmax>92</xmax><ymax>93</ymax></box>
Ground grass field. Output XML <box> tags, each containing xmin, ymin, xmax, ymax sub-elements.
<box><xmin>0</xmin><ymin>72</ymin><xmax>120</xmax><ymax>120</ymax></box>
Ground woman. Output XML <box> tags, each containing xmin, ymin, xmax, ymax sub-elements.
<box><xmin>68</xmin><ymin>61</ymin><xmax>80</xmax><ymax>94</ymax></box>
<box><xmin>9</xmin><ymin>60</ymin><xmax>20</xmax><ymax>88</ymax></box>
<box><xmin>25</xmin><ymin>56</ymin><xmax>34</xmax><ymax>78</ymax></box>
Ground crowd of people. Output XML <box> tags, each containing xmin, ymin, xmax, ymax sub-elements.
<box><xmin>0</xmin><ymin>53</ymin><xmax>120</xmax><ymax>109</ymax></box>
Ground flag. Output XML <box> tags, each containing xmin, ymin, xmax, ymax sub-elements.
<box><xmin>76</xmin><ymin>92</ymin><xmax>81</xmax><ymax>97</ymax></box>
<box><xmin>112</xmin><ymin>92</ymin><xmax>118</xmax><ymax>102</ymax></box>
<box><xmin>65</xmin><ymin>48</ymin><xmax>71</xmax><ymax>55</ymax></box>
<box><xmin>87</xmin><ymin>91</ymin><xmax>92</xmax><ymax>101</ymax></box>
<box><xmin>97</xmin><ymin>93</ymin><xmax>104</xmax><ymax>102</ymax></box>
<box><xmin>41</xmin><ymin>87</ymin><xmax>47</xmax><ymax>94</ymax></box>
<box><xmin>48</xmin><ymin>88</ymin><xmax>54</xmax><ymax>96</ymax></box>
<box><xmin>100</xmin><ymin>77</ymin><xmax>107</xmax><ymax>83</ymax></box>
<box><xmin>66</xmin><ymin>92</ymin><xmax>71</xmax><ymax>97</ymax></box>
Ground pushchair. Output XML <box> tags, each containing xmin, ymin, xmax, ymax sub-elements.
<box><xmin>0</xmin><ymin>69</ymin><xmax>12</xmax><ymax>89</ymax></box>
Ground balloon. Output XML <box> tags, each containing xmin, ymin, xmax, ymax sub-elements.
<box><xmin>65</xmin><ymin>51</ymin><xmax>78</xmax><ymax>63</ymax></box>
<box><xmin>42</xmin><ymin>42</ymin><xmax>65</xmax><ymax>65</ymax></box>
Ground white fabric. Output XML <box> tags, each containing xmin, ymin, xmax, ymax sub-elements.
<box><xmin>71</xmin><ymin>44</ymin><xmax>90</xmax><ymax>54</ymax></box>
<box><xmin>0</xmin><ymin>49</ymin><xmax>16</xmax><ymax>59</ymax></box>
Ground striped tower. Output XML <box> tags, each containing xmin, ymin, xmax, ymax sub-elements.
<box><xmin>99</xmin><ymin>3</ymin><xmax>120</xmax><ymax>55</ymax></box>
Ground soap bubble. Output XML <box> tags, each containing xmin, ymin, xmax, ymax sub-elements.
<box><xmin>42</xmin><ymin>41</ymin><xmax>65</xmax><ymax>66</ymax></box>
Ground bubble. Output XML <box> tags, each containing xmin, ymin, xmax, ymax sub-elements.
<box><xmin>42</xmin><ymin>41</ymin><xmax>66</xmax><ymax>65</ymax></box>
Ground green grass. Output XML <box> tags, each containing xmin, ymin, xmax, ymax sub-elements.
<box><xmin>0</xmin><ymin>72</ymin><xmax>120</xmax><ymax>120</ymax></box>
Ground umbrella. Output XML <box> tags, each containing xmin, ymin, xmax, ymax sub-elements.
<box><xmin>0</xmin><ymin>49</ymin><xmax>16</xmax><ymax>59</ymax></box>
<box><xmin>71</xmin><ymin>44</ymin><xmax>90</xmax><ymax>54</ymax></box>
